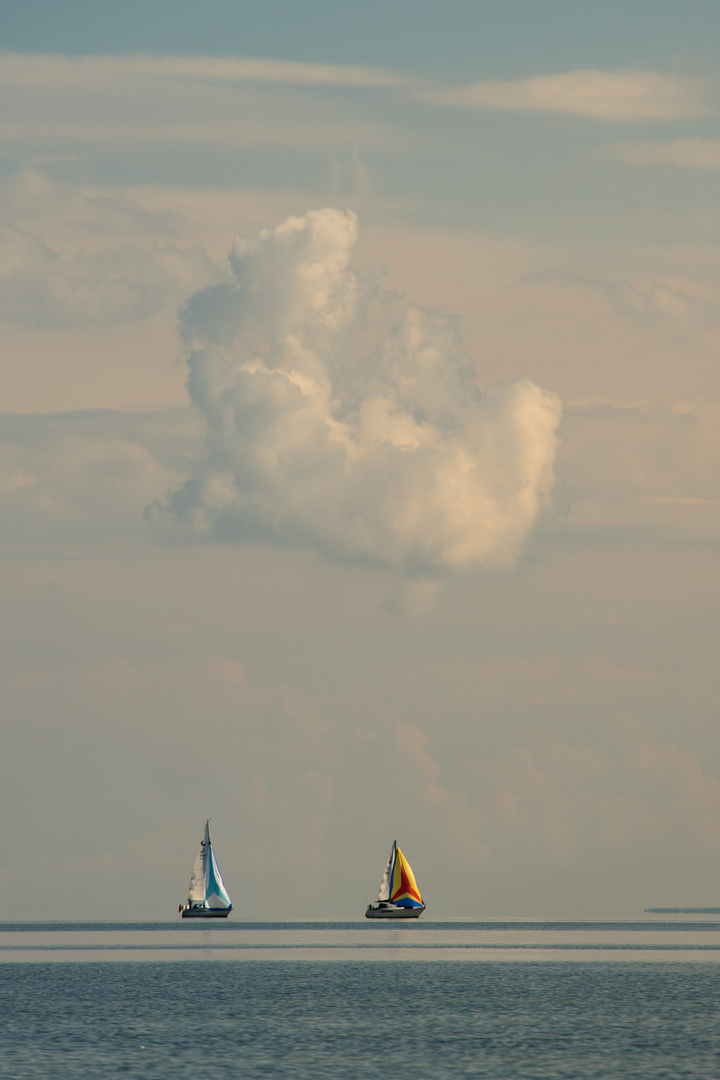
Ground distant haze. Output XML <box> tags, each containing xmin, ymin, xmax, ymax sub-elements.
<box><xmin>2</xmin><ymin>2</ymin><xmax>720</xmax><ymax>919</ymax></box>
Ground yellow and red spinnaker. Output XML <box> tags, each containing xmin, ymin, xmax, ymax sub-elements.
<box><xmin>390</xmin><ymin>847</ymin><xmax>423</xmax><ymax>908</ymax></box>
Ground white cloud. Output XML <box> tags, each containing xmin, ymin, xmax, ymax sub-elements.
<box><xmin>418</xmin><ymin>69</ymin><xmax>707</xmax><ymax>122</ymax></box>
<box><xmin>161</xmin><ymin>208</ymin><xmax>562</xmax><ymax>573</ymax></box>
<box><xmin>616</xmin><ymin>137</ymin><xmax>720</xmax><ymax>169</ymax></box>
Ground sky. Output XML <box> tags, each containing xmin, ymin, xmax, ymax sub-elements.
<box><xmin>2</xmin><ymin>1</ymin><xmax>720</xmax><ymax>919</ymax></box>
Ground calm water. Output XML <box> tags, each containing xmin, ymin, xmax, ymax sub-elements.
<box><xmin>2</xmin><ymin>922</ymin><xmax>720</xmax><ymax>1078</ymax></box>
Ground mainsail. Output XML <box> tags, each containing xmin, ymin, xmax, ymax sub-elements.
<box><xmin>377</xmin><ymin>841</ymin><xmax>423</xmax><ymax>908</ymax></box>
<box><xmin>377</xmin><ymin>841</ymin><xmax>396</xmax><ymax>902</ymax></box>
<box><xmin>187</xmin><ymin>821</ymin><xmax>232</xmax><ymax>909</ymax></box>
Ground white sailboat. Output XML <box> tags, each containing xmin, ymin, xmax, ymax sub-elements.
<box><xmin>180</xmin><ymin>821</ymin><xmax>232</xmax><ymax>918</ymax></box>
<box><xmin>365</xmin><ymin>840</ymin><xmax>425</xmax><ymax>919</ymax></box>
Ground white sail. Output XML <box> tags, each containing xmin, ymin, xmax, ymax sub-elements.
<box><xmin>377</xmin><ymin>841</ymin><xmax>396</xmax><ymax>902</ymax></box>
<box><xmin>187</xmin><ymin>821</ymin><xmax>231</xmax><ymax>909</ymax></box>
<box><xmin>187</xmin><ymin>821</ymin><xmax>210</xmax><ymax>904</ymax></box>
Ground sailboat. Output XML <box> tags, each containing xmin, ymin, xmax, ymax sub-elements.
<box><xmin>365</xmin><ymin>840</ymin><xmax>425</xmax><ymax>919</ymax></box>
<box><xmin>179</xmin><ymin>821</ymin><xmax>232</xmax><ymax>918</ymax></box>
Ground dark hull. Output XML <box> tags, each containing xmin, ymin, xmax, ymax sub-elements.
<box><xmin>365</xmin><ymin>904</ymin><xmax>425</xmax><ymax>919</ymax></box>
<box><xmin>181</xmin><ymin>908</ymin><xmax>231</xmax><ymax>919</ymax></box>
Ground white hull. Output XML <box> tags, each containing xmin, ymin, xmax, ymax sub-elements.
<box><xmin>365</xmin><ymin>903</ymin><xmax>425</xmax><ymax>919</ymax></box>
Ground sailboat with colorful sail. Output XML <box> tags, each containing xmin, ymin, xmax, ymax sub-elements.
<box><xmin>180</xmin><ymin>821</ymin><xmax>232</xmax><ymax>918</ymax></box>
<box><xmin>365</xmin><ymin>840</ymin><xmax>425</xmax><ymax>919</ymax></box>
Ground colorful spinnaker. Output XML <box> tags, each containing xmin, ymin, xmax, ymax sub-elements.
<box><xmin>365</xmin><ymin>841</ymin><xmax>425</xmax><ymax>919</ymax></box>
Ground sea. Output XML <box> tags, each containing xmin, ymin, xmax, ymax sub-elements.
<box><xmin>2</xmin><ymin>920</ymin><xmax>720</xmax><ymax>1079</ymax></box>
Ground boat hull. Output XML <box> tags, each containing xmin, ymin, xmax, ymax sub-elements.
<box><xmin>365</xmin><ymin>904</ymin><xmax>425</xmax><ymax>919</ymax></box>
<box><xmin>181</xmin><ymin>907</ymin><xmax>231</xmax><ymax>919</ymax></box>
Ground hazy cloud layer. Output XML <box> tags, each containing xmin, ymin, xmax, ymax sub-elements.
<box><xmin>0</xmin><ymin>54</ymin><xmax>408</xmax><ymax>152</ymax></box>
<box><xmin>0</xmin><ymin>55</ymin><xmax>703</xmax><ymax>159</ymax></box>
<box><xmin>4</xmin><ymin>541</ymin><xmax>720</xmax><ymax>918</ymax></box>
<box><xmin>0</xmin><ymin>52</ymin><xmax>411</xmax><ymax>91</ymax></box>
<box><xmin>616</xmin><ymin>137</ymin><xmax>720</xmax><ymax>169</ymax></box>
<box><xmin>0</xmin><ymin>169</ymin><xmax>226</xmax><ymax>327</ymax></box>
<box><xmin>0</xmin><ymin>166</ymin><xmax>178</xmax><ymax>239</ymax></box>
<box><xmin>560</xmin><ymin>398</ymin><xmax>720</xmax><ymax>541</ymax></box>
<box><xmin>418</xmin><ymin>69</ymin><xmax>707</xmax><ymax>121</ymax></box>
<box><xmin>521</xmin><ymin>269</ymin><xmax>717</xmax><ymax>333</ymax></box>
<box><xmin>0</xmin><ymin>408</ymin><xmax>201</xmax><ymax>554</ymax></box>
<box><xmin>163</xmin><ymin>208</ymin><xmax>562</xmax><ymax>572</ymax></box>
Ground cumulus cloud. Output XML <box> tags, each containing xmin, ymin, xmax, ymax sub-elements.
<box><xmin>417</xmin><ymin>69</ymin><xmax>706</xmax><ymax>122</ymax></box>
<box><xmin>163</xmin><ymin>208</ymin><xmax>562</xmax><ymax>573</ymax></box>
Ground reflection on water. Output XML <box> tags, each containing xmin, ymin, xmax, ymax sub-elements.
<box><xmin>2</xmin><ymin>920</ymin><xmax>720</xmax><ymax>962</ymax></box>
